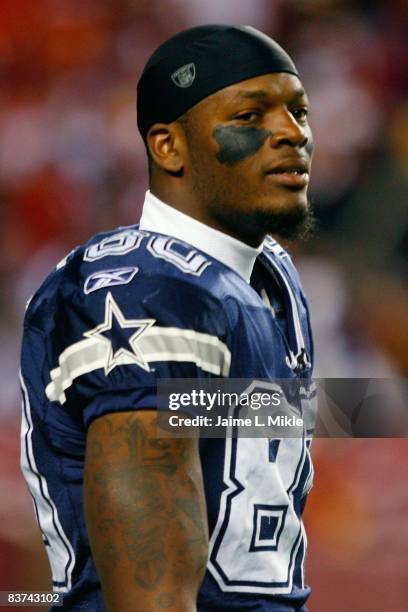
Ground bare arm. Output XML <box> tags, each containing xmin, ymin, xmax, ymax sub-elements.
<box><xmin>84</xmin><ymin>410</ymin><xmax>208</xmax><ymax>611</ymax></box>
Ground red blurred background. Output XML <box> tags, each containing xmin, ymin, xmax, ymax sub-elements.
<box><xmin>0</xmin><ymin>1</ymin><xmax>407</xmax><ymax>610</ymax></box>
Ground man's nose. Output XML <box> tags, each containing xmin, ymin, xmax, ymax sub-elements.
<box><xmin>267</xmin><ymin>109</ymin><xmax>308</xmax><ymax>148</ymax></box>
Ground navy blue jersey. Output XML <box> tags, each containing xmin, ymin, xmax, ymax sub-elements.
<box><xmin>20</xmin><ymin>226</ymin><xmax>314</xmax><ymax>611</ymax></box>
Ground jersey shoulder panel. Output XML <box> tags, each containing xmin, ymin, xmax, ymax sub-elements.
<box><xmin>22</xmin><ymin>226</ymin><xmax>237</xmax><ymax>428</ymax></box>
<box><xmin>24</xmin><ymin>223</ymin><xmax>258</xmax><ymax>334</ymax></box>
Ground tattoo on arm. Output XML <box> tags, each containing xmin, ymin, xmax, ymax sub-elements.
<box><xmin>84</xmin><ymin>411</ymin><xmax>208</xmax><ymax>610</ymax></box>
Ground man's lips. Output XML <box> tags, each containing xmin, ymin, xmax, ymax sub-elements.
<box><xmin>264</xmin><ymin>159</ymin><xmax>310</xmax><ymax>188</ymax></box>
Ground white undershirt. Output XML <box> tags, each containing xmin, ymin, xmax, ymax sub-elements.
<box><xmin>139</xmin><ymin>190</ymin><xmax>262</xmax><ymax>283</ymax></box>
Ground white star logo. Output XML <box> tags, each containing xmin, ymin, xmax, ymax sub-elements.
<box><xmin>84</xmin><ymin>292</ymin><xmax>156</xmax><ymax>374</ymax></box>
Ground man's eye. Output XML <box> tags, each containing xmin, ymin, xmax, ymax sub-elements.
<box><xmin>234</xmin><ymin>111</ymin><xmax>261</xmax><ymax>122</ymax></box>
<box><xmin>292</xmin><ymin>107</ymin><xmax>309</xmax><ymax>122</ymax></box>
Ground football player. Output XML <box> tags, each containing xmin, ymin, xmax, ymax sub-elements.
<box><xmin>21</xmin><ymin>25</ymin><xmax>314</xmax><ymax>611</ymax></box>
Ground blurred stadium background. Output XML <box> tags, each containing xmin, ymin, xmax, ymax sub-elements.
<box><xmin>0</xmin><ymin>0</ymin><xmax>407</xmax><ymax>610</ymax></box>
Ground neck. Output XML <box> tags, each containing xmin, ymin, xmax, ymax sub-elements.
<box><xmin>150</xmin><ymin>182</ymin><xmax>265</xmax><ymax>248</ymax></box>
<box><xmin>140</xmin><ymin>190</ymin><xmax>264</xmax><ymax>283</ymax></box>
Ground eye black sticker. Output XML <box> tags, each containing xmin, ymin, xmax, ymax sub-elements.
<box><xmin>214</xmin><ymin>126</ymin><xmax>271</xmax><ymax>165</ymax></box>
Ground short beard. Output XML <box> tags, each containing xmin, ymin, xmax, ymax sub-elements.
<box><xmin>209</xmin><ymin>200</ymin><xmax>316</xmax><ymax>246</ymax></box>
<box><xmin>263</xmin><ymin>202</ymin><xmax>316</xmax><ymax>241</ymax></box>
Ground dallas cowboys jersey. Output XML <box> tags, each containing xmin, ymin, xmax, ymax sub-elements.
<box><xmin>20</xmin><ymin>225</ymin><xmax>314</xmax><ymax>611</ymax></box>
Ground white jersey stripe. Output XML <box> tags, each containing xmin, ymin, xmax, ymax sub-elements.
<box><xmin>46</xmin><ymin>327</ymin><xmax>231</xmax><ymax>404</ymax></box>
<box><xmin>20</xmin><ymin>372</ymin><xmax>75</xmax><ymax>591</ymax></box>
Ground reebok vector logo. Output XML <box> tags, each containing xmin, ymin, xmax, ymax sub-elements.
<box><xmin>84</xmin><ymin>266</ymin><xmax>139</xmax><ymax>294</ymax></box>
<box><xmin>171</xmin><ymin>63</ymin><xmax>196</xmax><ymax>88</ymax></box>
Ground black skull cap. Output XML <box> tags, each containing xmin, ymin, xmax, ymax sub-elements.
<box><xmin>137</xmin><ymin>24</ymin><xmax>299</xmax><ymax>142</ymax></box>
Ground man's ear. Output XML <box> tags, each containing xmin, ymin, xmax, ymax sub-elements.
<box><xmin>147</xmin><ymin>122</ymin><xmax>185</xmax><ymax>175</ymax></box>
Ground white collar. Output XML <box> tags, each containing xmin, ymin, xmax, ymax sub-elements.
<box><xmin>139</xmin><ymin>190</ymin><xmax>263</xmax><ymax>283</ymax></box>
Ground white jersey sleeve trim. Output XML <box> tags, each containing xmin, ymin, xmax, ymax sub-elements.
<box><xmin>46</xmin><ymin>326</ymin><xmax>231</xmax><ymax>405</ymax></box>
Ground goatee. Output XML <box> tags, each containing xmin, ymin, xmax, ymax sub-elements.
<box><xmin>263</xmin><ymin>201</ymin><xmax>316</xmax><ymax>241</ymax></box>
<box><xmin>213</xmin><ymin>200</ymin><xmax>316</xmax><ymax>246</ymax></box>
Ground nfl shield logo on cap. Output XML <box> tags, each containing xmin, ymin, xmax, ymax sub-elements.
<box><xmin>171</xmin><ymin>63</ymin><xmax>196</xmax><ymax>88</ymax></box>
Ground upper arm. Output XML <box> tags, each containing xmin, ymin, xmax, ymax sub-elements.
<box><xmin>84</xmin><ymin>409</ymin><xmax>208</xmax><ymax>612</ymax></box>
